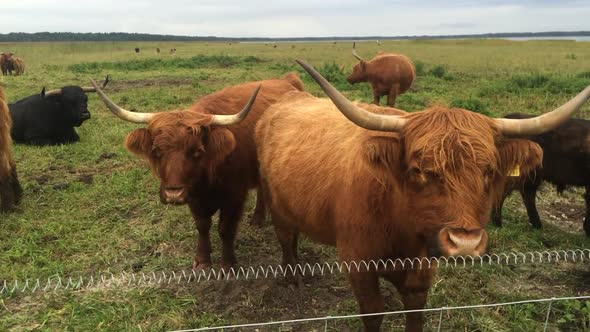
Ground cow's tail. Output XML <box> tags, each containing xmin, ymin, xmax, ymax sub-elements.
<box><xmin>0</xmin><ymin>86</ymin><xmax>14</xmax><ymax>177</ymax></box>
<box><xmin>282</xmin><ymin>72</ymin><xmax>305</xmax><ymax>92</ymax></box>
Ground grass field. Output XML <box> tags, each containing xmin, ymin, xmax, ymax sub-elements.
<box><xmin>1</xmin><ymin>39</ymin><xmax>590</xmax><ymax>331</ymax></box>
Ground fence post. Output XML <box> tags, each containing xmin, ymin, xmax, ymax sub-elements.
<box><xmin>324</xmin><ymin>316</ymin><xmax>330</xmax><ymax>332</ymax></box>
<box><xmin>437</xmin><ymin>307</ymin><xmax>446</xmax><ymax>332</ymax></box>
<box><xmin>543</xmin><ymin>298</ymin><xmax>555</xmax><ymax>332</ymax></box>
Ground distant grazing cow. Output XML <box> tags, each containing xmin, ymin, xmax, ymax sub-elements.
<box><xmin>255</xmin><ymin>59</ymin><xmax>590</xmax><ymax>332</ymax></box>
<box><xmin>13</xmin><ymin>58</ymin><xmax>25</xmax><ymax>75</ymax></box>
<box><xmin>134</xmin><ymin>47</ymin><xmax>140</xmax><ymax>53</ymax></box>
<box><xmin>91</xmin><ymin>72</ymin><xmax>305</xmax><ymax>269</ymax></box>
<box><xmin>0</xmin><ymin>52</ymin><xmax>15</xmax><ymax>76</ymax></box>
<box><xmin>169</xmin><ymin>48</ymin><xmax>176</xmax><ymax>54</ymax></box>
<box><xmin>492</xmin><ymin>113</ymin><xmax>590</xmax><ymax>237</ymax></box>
<box><xmin>348</xmin><ymin>43</ymin><xmax>416</xmax><ymax>107</ymax></box>
<box><xmin>156</xmin><ymin>48</ymin><xmax>160</xmax><ymax>54</ymax></box>
<box><xmin>9</xmin><ymin>76</ymin><xmax>110</xmax><ymax>145</ymax></box>
<box><xmin>0</xmin><ymin>86</ymin><xmax>23</xmax><ymax>212</ymax></box>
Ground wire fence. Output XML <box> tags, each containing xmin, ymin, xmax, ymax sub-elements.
<box><xmin>169</xmin><ymin>295</ymin><xmax>590</xmax><ymax>332</ymax></box>
<box><xmin>1</xmin><ymin>248</ymin><xmax>588</xmax><ymax>295</ymax></box>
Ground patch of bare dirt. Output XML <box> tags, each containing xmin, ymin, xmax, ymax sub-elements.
<box><xmin>503</xmin><ymin>185</ymin><xmax>586</xmax><ymax>235</ymax></box>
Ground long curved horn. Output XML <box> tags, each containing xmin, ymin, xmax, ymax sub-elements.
<box><xmin>90</xmin><ymin>78</ymin><xmax>155</xmax><ymax>124</ymax></box>
<box><xmin>296</xmin><ymin>59</ymin><xmax>407</xmax><ymax>132</ymax></box>
<box><xmin>82</xmin><ymin>75</ymin><xmax>111</xmax><ymax>93</ymax></box>
<box><xmin>210</xmin><ymin>85</ymin><xmax>261</xmax><ymax>126</ymax></box>
<box><xmin>43</xmin><ymin>88</ymin><xmax>62</xmax><ymax>97</ymax></box>
<box><xmin>496</xmin><ymin>85</ymin><xmax>590</xmax><ymax>136</ymax></box>
<box><xmin>352</xmin><ymin>49</ymin><xmax>365</xmax><ymax>62</ymax></box>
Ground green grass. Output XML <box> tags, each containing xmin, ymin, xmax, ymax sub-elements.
<box><xmin>0</xmin><ymin>39</ymin><xmax>589</xmax><ymax>331</ymax></box>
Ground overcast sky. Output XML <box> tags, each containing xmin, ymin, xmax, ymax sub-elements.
<box><xmin>1</xmin><ymin>0</ymin><xmax>589</xmax><ymax>38</ymax></box>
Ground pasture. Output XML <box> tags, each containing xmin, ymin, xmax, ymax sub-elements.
<box><xmin>1</xmin><ymin>39</ymin><xmax>590</xmax><ymax>331</ymax></box>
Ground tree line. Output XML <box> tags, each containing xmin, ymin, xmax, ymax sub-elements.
<box><xmin>1</xmin><ymin>31</ymin><xmax>589</xmax><ymax>42</ymax></box>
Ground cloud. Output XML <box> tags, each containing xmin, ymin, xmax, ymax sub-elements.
<box><xmin>0</xmin><ymin>0</ymin><xmax>589</xmax><ymax>37</ymax></box>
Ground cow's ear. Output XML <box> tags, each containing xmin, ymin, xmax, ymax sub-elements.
<box><xmin>497</xmin><ymin>139</ymin><xmax>543</xmax><ymax>178</ymax></box>
<box><xmin>362</xmin><ymin>136</ymin><xmax>402</xmax><ymax>173</ymax></box>
<box><xmin>40</xmin><ymin>87</ymin><xmax>46</xmax><ymax>97</ymax></box>
<box><xmin>125</xmin><ymin>128</ymin><xmax>153</xmax><ymax>158</ymax></box>
<box><xmin>206</xmin><ymin>127</ymin><xmax>236</xmax><ymax>167</ymax></box>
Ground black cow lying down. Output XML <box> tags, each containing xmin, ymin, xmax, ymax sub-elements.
<box><xmin>9</xmin><ymin>76</ymin><xmax>110</xmax><ymax>145</ymax></box>
<box><xmin>492</xmin><ymin>112</ymin><xmax>590</xmax><ymax>237</ymax></box>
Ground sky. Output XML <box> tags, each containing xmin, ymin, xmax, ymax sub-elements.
<box><xmin>1</xmin><ymin>0</ymin><xmax>589</xmax><ymax>38</ymax></box>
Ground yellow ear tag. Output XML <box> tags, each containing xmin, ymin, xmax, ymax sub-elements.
<box><xmin>508</xmin><ymin>165</ymin><xmax>520</xmax><ymax>177</ymax></box>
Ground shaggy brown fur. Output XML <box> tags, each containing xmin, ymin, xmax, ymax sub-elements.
<box><xmin>124</xmin><ymin>72</ymin><xmax>304</xmax><ymax>269</ymax></box>
<box><xmin>0</xmin><ymin>86</ymin><xmax>23</xmax><ymax>212</ymax></box>
<box><xmin>0</xmin><ymin>52</ymin><xmax>14</xmax><ymax>76</ymax></box>
<box><xmin>13</xmin><ymin>58</ymin><xmax>25</xmax><ymax>75</ymax></box>
<box><xmin>256</xmin><ymin>91</ymin><xmax>542</xmax><ymax>332</ymax></box>
<box><xmin>348</xmin><ymin>51</ymin><xmax>416</xmax><ymax>107</ymax></box>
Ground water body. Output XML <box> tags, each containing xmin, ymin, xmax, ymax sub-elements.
<box><xmin>502</xmin><ymin>36</ymin><xmax>590</xmax><ymax>42</ymax></box>
<box><xmin>242</xmin><ymin>36</ymin><xmax>590</xmax><ymax>43</ymax></box>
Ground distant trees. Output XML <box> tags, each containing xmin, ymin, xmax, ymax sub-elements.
<box><xmin>0</xmin><ymin>31</ymin><xmax>589</xmax><ymax>43</ymax></box>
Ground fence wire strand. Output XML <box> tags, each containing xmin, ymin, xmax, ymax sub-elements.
<box><xmin>169</xmin><ymin>295</ymin><xmax>590</xmax><ymax>332</ymax></box>
<box><xmin>1</xmin><ymin>248</ymin><xmax>588</xmax><ymax>295</ymax></box>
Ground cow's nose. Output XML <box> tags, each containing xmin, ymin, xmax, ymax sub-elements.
<box><xmin>163</xmin><ymin>187</ymin><xmax>187</xmax><ymax>204</ymax></box>
<box><xmin>438</xmin><ymin>227</ymin><xmax>488</xmax><ymax>257</ymax></box>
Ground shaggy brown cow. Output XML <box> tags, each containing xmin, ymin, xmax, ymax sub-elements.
<box><xmin>0</xmin><ymin>52</ymin><xmax>14</xmax><ymax>76</ymax></box>
<box><xmin>91</xmin><ymin>73</ymin><xmax>305</xmax><ymax>268</ymax></box>
<box><xmin>348</xmin><ymin>45</ymin><xmax>416</xmax><ymax>107</ymax></box>
<box><xmin>0</xmin><ymin>86</ymin><xmax>23</xmax><ymax>212</ymax></box>
<box><xmin>255</xmin><ymin>59</ymin><xmax>590</xmax><ymax>332</ymax></box>
<box><xmin>13</xmin><ymin>58</ymin><xmax>25</xmax><ymax>75</ymax></box>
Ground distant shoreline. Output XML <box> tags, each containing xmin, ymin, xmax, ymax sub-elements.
<box><xmin>0</xmin><ymin>31</ymin><xmax>590</xmax><ymax>43</ymax></box>
<box><xmin>1</xmin><ymin>31</ymin><xmax>590</xmax><ymax>42</ymax></box>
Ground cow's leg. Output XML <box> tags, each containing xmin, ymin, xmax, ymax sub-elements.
<box><xmin>10</xmin><ymin>165</ymin><xmax>23</xmax><ymax>206</ymax></box>
<box><xmin>383</xmin><ymin>269</ymin><xmax>432</xmax><ymax>332</ymax></box>
<box><xmin>387</xmin><ymin>84</ymin><xmax>400</xmax><ymax>107</ymax></box>
<box><xmin>520</xmin><ymin>182</ymin><xmax>542</xmax><ymax>229</ymax></box>
<box><xmin>248</xmin><ymin>188</ymin><xmax>266</xmax><ymax>227</ymax></box>
<box><xmin>63</xmin><ymin>128</ymin><xmax>80</xmax><ymax>143</ymax></box>
<box><xmin>348</xmin><ymin>272</ymin><xmax>384</xmax><ymax>332</ymax></box>
<box><xmin>272</xmin><ymin>214</ymin><xmax>301</xmax><ymax>285</ymax></box>
<box><xmin>492</xmin><ymin>187</ymin><xmax>512</xmax><ymax>227</ymax></box>
<box><xmin>0</xmin><ymin>167</ymin><xmax>18</xmax><ymax>212</ymax></box>
<box><xmin>372</xmin><ymin>90</ymin><xmax>381</xmax><ymax>105</ymax></box>
<box><xmin>584</xmin><ymin>185</ymin><xmax>590</xmax><ymax>237</ymax></box>
<box><xmin>188</xmin><ymin>203</ymin><xmax>215</xmax><ymax>270</ymax></box>
<box><xmin>218</xmin><ymin>191</ymin><xmax>247</xmax><ymax>268</ymax></box>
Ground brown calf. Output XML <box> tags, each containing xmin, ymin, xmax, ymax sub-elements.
<box><xmin>348</xmin><ymin>45</ymin><xmax>416</xmax><ymax>107</ymax></box>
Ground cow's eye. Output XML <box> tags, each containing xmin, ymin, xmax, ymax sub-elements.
<box><xmin>153</xmin><ymin>148</ymin><xmax>162</xmax><ymax>159</ymax></box>
<box><xmin>191</xmin><ymin>146</ymin><xmax>205</xmax><ymax>159</ymax></box>
<box><xmin>426</xmin><ymin>170</ymin><xmax>442</xmax><ymax>180</ymax></box>
<box><xmin>409</xmin><ymin>167</ymin><xmax>421</xmax><ymax>176</ymax></box>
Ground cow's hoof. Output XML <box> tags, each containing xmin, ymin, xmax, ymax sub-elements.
<box><xmin>192</xmin><ymin>260</ymin><xmax>212</xmax><ymax>271</ymax></box>
<box><xmin>248</xmin><ymin>215</ymin><xmax>265</xmax><ymax>227</ymax></box>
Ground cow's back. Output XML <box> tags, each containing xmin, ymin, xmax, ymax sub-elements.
<box><xmin>195</xmin><ymin>72</ymin><xmax>305</xmax><ymax>188</ymax></box>
<box><xmin>256</xmin><ymin>91</ymin><xmax>404</xmax><ymax>245</ymax></box>
<box><xmin>366</xmin><ymin>54</ymin><xmax>415</xmax><ymax>93</ymax></box>
<box><xmin>8</xmin><ymin>95</ymin><xmax>48</xmax><ymax>142</ymax></box>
